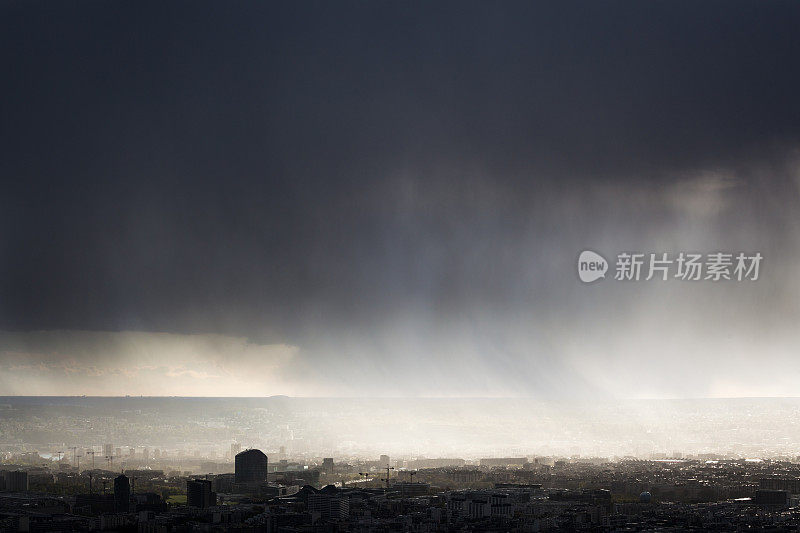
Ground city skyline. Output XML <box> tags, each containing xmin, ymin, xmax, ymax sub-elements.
<box><xmin>4</xmin><ymin>2</ymin><xmax>800</xmax><ymax>530</ymax></box>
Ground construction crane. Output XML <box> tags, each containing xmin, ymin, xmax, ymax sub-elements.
<box><xmin>400</xmin><ymin>470</ymin><xmax>417</xmax><ymax>507</ymax></box>
<box><xmin>381</xmin><ymin>465</ymin><xmax>394</xmax><ymax>489</ymax></box>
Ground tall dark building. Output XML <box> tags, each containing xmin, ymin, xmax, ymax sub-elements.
<box><xmin>187</xmin><ymin>479</ymin><xmax>216</xmax><ymax>508</ymax></box>
<box><xmin>113</xmin><ymin>474</ymin><xmax>130</xmax><ymax>512</ymax></box>
<box><xmin>2</xmin><ymin>471</ymin><xmax>28</xmax><ymax>492</ymax></box>
<box><xmin>235</xmin><ymin>449</ymin><xmax>268</xmax><ymax>484</ymax></box>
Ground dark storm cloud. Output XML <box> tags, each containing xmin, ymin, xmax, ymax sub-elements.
<box><xmin>1</xmin><ymin>1</ymin><xmax>800</xmax><ymax>396</ymax></box>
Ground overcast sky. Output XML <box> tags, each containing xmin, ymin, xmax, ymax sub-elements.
<box><xmin>1</xmin><ymin>1</ymin><xmax>800</xmax><ymax>397</ymax></box>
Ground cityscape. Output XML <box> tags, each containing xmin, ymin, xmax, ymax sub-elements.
<box><xmin>4</xmin><ymin>0</ymin><xmax>800</xmax><ymax>531</ymax></box>
<box><xmin>3</xmin><ymin>397</ymin><xmax>800</xmax><ymax>530</ymax></box>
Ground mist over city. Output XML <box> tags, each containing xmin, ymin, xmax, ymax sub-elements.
<box><xmin>2</xmin><ymin>1</ymin><xmax>800</xmax><ymax>531</ymax></box>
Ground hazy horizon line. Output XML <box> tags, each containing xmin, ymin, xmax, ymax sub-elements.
<box><xmin>3</xmin><ymin>395</ymin><xmax>800</xmax><ymax>401</ymax></box>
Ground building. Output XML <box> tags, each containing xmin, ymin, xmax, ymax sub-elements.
<box><xmin>393</xmin><ymin>481</ymin><xmax>430</xmax><ymax>496</ymax></box>
<box><xmin>408</xmin><ymin>458</ymin><xmax>466</xmax><ymax>469</ymax></box>
<box><xmin>200</xmin><ymin>461</ymin><xmax>234</xmax><ymax>475</ymax></box>
<box><xmin>755</xmin><ymin>490</ymin><xmax>790</xmax><ymax>506</ymax></box>
<box><xmin>322</xmin><ymin>458</ymin><xmax>334</xmax><ymax>474</ymax></box>
<box><xmin>308</xmin><ymin>493</ymin><xmax>349</xmax><ymax>520</ymax></box>
<box><xmin>235</xmin><ymin>449</ymin><xmax>268</xmax><ymax>484</ymax></box>
<box><xmin>114</xmin><ymin>474</ymin><xmax>130</xmax><ymax>512</ymax></box>
<box><xmin>187</xmin><ymin>479</ymin><xmax>216</xmax><ymax>508</ymax></box>
<box><xmin>2</xmin><ymin>471</ymin><xmax>28</xmax><ymax>492</ymax></box>
<box><xmin>133</xmin><ymin>492</ymin><xmax>168</xmax><ymax>513</ymax></box>
<box><xmin>74</xmin><ymin>494</ymin><xmax>115</xmax><ymax>514</ymax></box>
<box><xmin>480</xmin><ymin>457</ymin><xmax>528</xmax><ymax>468</ymax></box>
<box><xmin>760</xmin><ymin>478</ymin><xmax>800</xmax><ymax>494</ymax></box>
